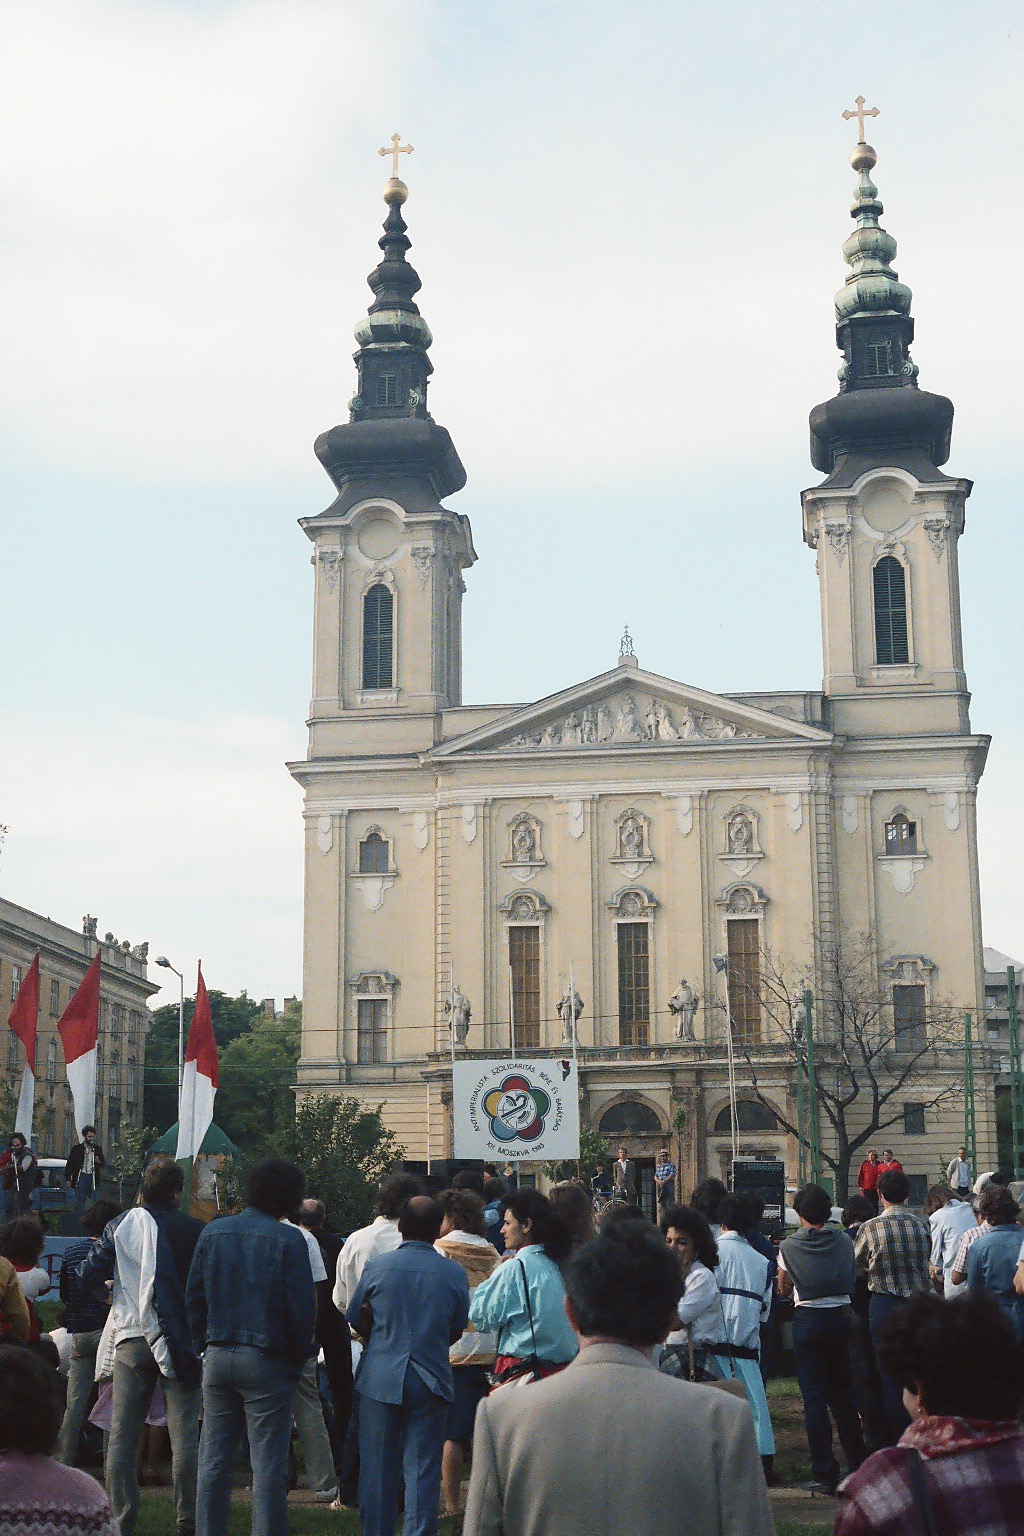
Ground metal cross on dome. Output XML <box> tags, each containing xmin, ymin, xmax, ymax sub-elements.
<box><xmin>379</xmin><ymin>133</ymin><xmax>413</xmax><ymax>178</ymax></box>
<box><xmin>842</xmin><ymin>96</ymin><xmax>879</xmax><ymax>144</ymax></box>
<box><xmin>619</xmin><ymin>625</ymin><xmax>635</xmax><ymax>659</ymax></box>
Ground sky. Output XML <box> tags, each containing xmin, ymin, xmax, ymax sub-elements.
<box><xmin>2</xmin><ymin>0</ymin><xmax>1022</xmax><ymax>1007</ymax></box>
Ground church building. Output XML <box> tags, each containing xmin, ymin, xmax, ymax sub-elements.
<box><xmin>290</xmin><ymin>124</ymin><xmax>994</xmax><ymax>1204</ymax></box>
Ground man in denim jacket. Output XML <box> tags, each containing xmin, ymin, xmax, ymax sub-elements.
<box><xmin>187</xmin><ymin>1157</ymin><xmax>316</xmax><ymax>1536</ymax></box>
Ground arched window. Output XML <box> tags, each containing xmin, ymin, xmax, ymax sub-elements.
<box><xmin>598</xmin><ymin>1100</ymin><xmax>661</xmax><ymax>1137</ymax></box>
<box><xmin>713</xmin><ymin>1101</ymin><xmax>778</xmax><ymax>1135</ymax></box>
<box><xmin>884</xmin><ymin>813</ymin><xmax>917</xmax><ymax>855</ymax></box>
<box><xmin>873</xmin><ymin>556</ymin><xmax>909</xmax><ymax>665</ymax></box>
<box><xmin>362</xmin><ymin>583</ymin><xmax>394</xmax><ymax>690</ymax></box>
<box><xmin>358</xmin><ymin>831</ymin><xmax>390</xmax><ymax>874</ymax></box>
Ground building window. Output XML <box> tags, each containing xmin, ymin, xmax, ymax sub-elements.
<box><xmin>884</xmin><ymin>813</ymin><xmax>918</xmax><ymax>855</ymax></box>
<box><xmin>63</xmin><ymin>1105</ymin><xmax>75</xmax><ymax>1150</ymax></box>
<box><xmin>357</xmin><ymin>998</ymin><xmax>388</xmax><ymax>1065</ymax></box>
<box><xmin>128</xmin><ymin>1009</ymin><xmax>139</xmax><ymax>1043</ymax></box>
<box><xmin>509</xmin><ymin>925</ymin><xmax>540</xmax><ymax>1049</ymax></box>
<box><xmin>111</xmin><ymin>1002</ymin><xmax>124</xmax><ymax>1036</ymax></box>
<box><xmin>46</xmin><ymin>1040</ymin><xmax>58</xmax><ymax>1082</ymax></box>
<box><xmin>873</xmin><ymin>556</ymin><xmax>909</xmax><ymax>666</ymax></box>
<box><xmin>109</xmin><ymin>1053</ymin><xmax>120</xmax><ymax>1093</ymax></box>
<box><xmin>108</xmin><ymin>1100</ymin><xmax>121</xmax><ymax>1145</ymax></box>
<box><xmin>863</xmin><ymin>339</ymin><xmax>894</xmax><ymax>377</ymax></box>
<box><xmin>727</xmin><ymin>918</ymin><xmax>762</xmax><ymax>1044</ymax></box>
<box><xmin>50</xmin><ymin>978</ymin><xmax>61</xmax><ymax>1016</ymax></box>
<box><xmin>617</xmin><ymin>923</ymin><xmax>650</xmax><ymax>1047</ymax></box>
<box><xmin>127</xmin><ymin>1060</ymin><xmax>137</xmax><ymax>1105</ymax></box>
<box><xmin>10</xmin><ymin>965</ymin><xmax>21</xmax><ymax>1003</ymax></box>
<box><xmin>6</xmin><ymin>1032</ymin><xmax>19</xmax><ymax>1071</ymax></box>
<box><xmin>376</xmin><ymin>373</ymin><xmax>400</xmax><ymax>407</ymax></box>
<box><xmin>903</xmin><ymin>1102</ymin><xmax>926</xmax><ymax>1135</ymax></box>
<box><xmin>893</xmin><ymin>984</ymin><xmax>927</xmax><ymax>1052</ymax></box>
<box><xmin>358</xmin><ymin>831</ymin><xmax>390</xmax><ymax>874</ymax></box>
<box><xmin>362</xmin><ymin>583</ymin><xmax>394</xmax><ymax>690</ymax></box>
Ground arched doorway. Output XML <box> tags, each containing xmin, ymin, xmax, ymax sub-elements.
<box><xmin>597</xmin><ymin>1099</ymin><xmax>665</xmax><ymax>1219</ymax></box>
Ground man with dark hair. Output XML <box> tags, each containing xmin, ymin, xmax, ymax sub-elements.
<box><xmin>853</xmin><ymin>1165</ymin><xmax>931</xmax><ymax>1442</ymax></box>
<box><xmin>187</xmin><ymin>1156</ymin><xmax>317</xmax><ymax>1536</ymax></box>
<box><xmin>77</xmin><ymin>1154</ymin><xmax>202</xmax><ymax>1536</ymax></box>
<box><xmin>56</xmin><ymin>1196</ymin><xmax>122</xmax><ymax>1464</ymax></box>
<box><xmin>777</xmin><ymin>1184</ymin><xmax>865</xmax><ymax>1493</ymax></box>
<box><xmin>65</xmin><ymin>1125</ymin><xmax>105</xmax><ymax>1213</ymax></box>
<box><xmin>451</xmin><ymin>1167</ymin><xmax>486</xmax><ymax>1198</ymax></box>
<box><xmin>481</xmin><ymin>1174</ymin><xmax>507</xmax><ymax>1255</ymax></box>
<box><xmin>299</xmin><ymin>1198</ymin><xmax>353</xmax><ymax>1477</ymax></box>
<box><xmin>347</xmin><ymin>1195</ymin><xmax>470</xmax><ymax>1536</ymax></box>
<box><xmin>331</xmin><ymin>1170</ymin><xmax>424</xmax><ymax>1507</ymax></box>
<box><xmin>464</xmin><ymin>1224</ymin><xmax>773</xmax><ymax>1536</ymax></box>
<box><xmin>926</xmin><ymin>1184</ymin><xmax>975</xmax><ymax>1297</ymax></box>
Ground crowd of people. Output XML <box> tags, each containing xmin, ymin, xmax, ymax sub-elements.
<box><xmin>0</xmin><ymin>1149</ymin><xmax>1022</xmax><ymax>1535</ymax></box>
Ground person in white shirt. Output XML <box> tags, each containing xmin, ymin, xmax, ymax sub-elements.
<box><xmin>925</xmin><ymin>1186</ymin><xmax>977</xmax><ymax>1297</ymax></box>
<box><xmin>658</xmin><ymin>1205</ymin><xmax>724</xmax><ymax>1374</ymax></box>
<box><xmin>283</xmin><ymin>1214</ymin><xmax>337</xmax><ymax>1503</ymax></box>
<box><xmin>946</xmin><ymin>1147</ymin><xmax>973</xmax><ymax>1198</ymax></box>
<box><xmin>331</xmin><ymin>1172</ymin><xmax>424</xmax><ymax>1508</ymax></box>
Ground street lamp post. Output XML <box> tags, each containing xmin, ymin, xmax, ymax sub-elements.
<box><xmin>712</xmin><ymin>955</ymin><xmax>739</xmax><ymax>1166</ymax></box>
<box><xmin>155</xmin><ymin>957</ymin><xmax>185</xmax><ymax>1094</ymax></box>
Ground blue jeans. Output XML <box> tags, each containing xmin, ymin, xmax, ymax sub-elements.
<box><xmin>869</xmin><ymin>1293</ymin><xmax>911</xmax><ymax>1444</ymax></box>
<box><xmin>791</xmin><ymin>1307</ymin><xmax>866</xmax><ymax>1484</ymax></box>
<box><xmin>358</xmin><ymin>1368</ymin><xmax>448</xmax><ymax>1536</ymax></box>
<box><xmin>196</xmin><ymin>1344</ymin><xmax>300</xmax><ymax>1536</ymax></box>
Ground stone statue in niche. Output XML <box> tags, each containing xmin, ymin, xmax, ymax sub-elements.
<box><xmin>511</xmin><ymin>820</ymin><xmax>536</xmax><ymax>863</ymax></box>
<box><xmin>620</xmin><ymin>815</ymin><xmax>644</xmax><ymax>861</ymax></box>
<box><xmin>728</xmin><ymin>813</ymin><xmax>753</xmax><ymax>853</ymax></box>
<box><xmin>667</xmin><ymin>979</ymin><xmax>699</xmax><ymax>1041</ymax></box>
<box><xmin>557</xmin><ymin>988</ymin><xmax>584</xmax><ymax>1045</ymax></box>
<box><xmin>445</xmin><ymin>986</ymin><xmax>472</xmax><ymax>1047</ymax></box>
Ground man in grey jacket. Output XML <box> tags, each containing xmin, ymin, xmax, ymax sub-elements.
<box><xmin>464</xmin><ymin>1221</ymin><xmax>772</xmax><ymax>1536</ymax></box>
<box><xmin>778</xmin><ymin>1183</ymin><xmax>866</xmax><ymax>1494</ymax></box>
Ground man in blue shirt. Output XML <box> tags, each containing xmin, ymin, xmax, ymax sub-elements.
<box><xmin>347</xmin><ymin>1195</ymin><xmax>469</xmax><ymax>1536</ymax></box>
<box><xmin>56</xmin><ymin>1197</ymin><xmax>122</xmax><ymax>1465</ymax></box>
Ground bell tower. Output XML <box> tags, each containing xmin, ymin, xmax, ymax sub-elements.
<box><xmin>300</xmin><ymin>143</ymin><xmax>475</xmax><ymax>753</ymax></box>
<box><xmin>801</xmin><ymin>110</ymin><xmax>972</xmax><ymax>738</ymax></box>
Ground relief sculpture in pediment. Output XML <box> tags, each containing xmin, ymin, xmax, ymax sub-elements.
<box><xmin>504</xmin><ymin>694</ymin><xmax>761</xmax><ymax>750</ymax></box>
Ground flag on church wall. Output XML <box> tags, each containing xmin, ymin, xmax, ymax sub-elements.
<box><xmin>176</xmin><ymin>965</ymin><xmax>219</xmax><ymax>1162</ymax></box>
<box><xmin>57</xmin><ymin>952</ymin><xmax>101</xmax><ymax>1139</ymax></box>
<box><xmin>453</xmin><ymin>1057</ymin><xmax>580</xmax><ymax>1162</ymax></box>
<box><xmin>8</xmin><ymin>954</ymin><xmax>39</xmax><ymax>1140</ymax></box>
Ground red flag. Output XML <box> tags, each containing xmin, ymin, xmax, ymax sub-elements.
<box><xmin>176</xmin><ymin>964</ymin><xmax>219</xmax><ymax>1160</ymax></box>
<box><xmin>8</xmin><ymin>955</ymin><xmax>39</xmax><ymax>1137</ymax></box>
<box><xmin>8</xmin><ymin>954</ymin><xmax>39</xmax><ymax>1070</ymax></box>
<box><xmin>58</xmin><ymin>952</ymin><xmax>101</xmax><ymax>1137</ymax></box>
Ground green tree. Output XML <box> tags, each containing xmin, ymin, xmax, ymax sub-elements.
<box><xmin>106</xmin><ymin>1122</ymin><xmax>158</xmax><ymax>1204</ymax></box>
<box><xmin>214</xmin><ymin>1005</ymin><xmax>302</xmax><ymax>1163</ymax></box>
<box><xmin>285</xmin><ymin>1094</ymin><xmax>403</xmax><ymax>1233</ymax></box>
<box><xmin>542</xmin><ymin>1124</ymin><xmax>609</xmax><ymax>1183</ymax></box>
<box><xmin>143</xmin><ymin>990</ymin><xmax>269</xmax><ymax>1133</ymax></box>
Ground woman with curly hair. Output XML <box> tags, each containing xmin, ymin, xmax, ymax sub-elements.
<box><xmin>658</xmin><ymin>1204</ymin><xmax>724</xmax><ymax>1379</ymax></box>
<box><xmin>548</xmin><ymin>1181</ymin><xmax>597</xmax><ymax>1254</ymax></box>
<box><xmin>834</xmin><ymin>1291</ymin><xmax>1024</xmax><ymax>1535</ymax></box>
<box><xmin>0</xmin><ymin>1342</ymin><xmax>118</xmax><ymax>1535</ymax></box>
<box><xmin>469</xmin><ymin>1190</ymin><xmax>577</xmax><ymax>1386</ymax></box>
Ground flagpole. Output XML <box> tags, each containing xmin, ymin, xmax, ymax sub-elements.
<box><xmin>509</xmin><ymin>965</ymin><xmax>515</xmax><ymax>1055</ymax></box>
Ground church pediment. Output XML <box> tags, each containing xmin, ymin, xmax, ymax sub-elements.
<box><xmin>431</xmin><ymin>666</ymin><xmax>831</xmax><ymax>759</ymax></box>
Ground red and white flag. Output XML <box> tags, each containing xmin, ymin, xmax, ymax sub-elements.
<box><xmin>57</xmin><ymin>952</ymin><xmax>101</xmax><ymax>1139</ymax></box>
<box><xmin>8</xmin><ymin>955</ymin><xmax>40</xmax><ymax>1139</ymax></box>
<box><xmin>176</xmin><ymin>964</ymin><xmax>219</xmax><ymax>1161</ymax></box>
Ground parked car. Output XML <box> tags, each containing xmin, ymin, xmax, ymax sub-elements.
<box><xmin>32</xmin><ymin>1158</ymin><xmax>73</xmax><ymax>1216</ymax></box>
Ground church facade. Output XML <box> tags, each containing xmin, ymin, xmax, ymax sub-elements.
<box><xmin>290</xmin><ymin>130</ymin><xmax>995</xmax><ymax>1202</ymax></box>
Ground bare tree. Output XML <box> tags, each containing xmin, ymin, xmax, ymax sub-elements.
<box><xmin>729</xmin><ymin>935</ymin><xmax>965</xmax><ymax>1201</ymax></box>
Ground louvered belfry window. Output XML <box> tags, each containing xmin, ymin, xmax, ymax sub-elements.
<box><xmin>873</xmin><ymin>557</ymin><xmax>909</xmax><ymax>665</ymax></box>
<box><xmin>362</xmin><ymin>584</ymin><xmax>394</xmax><ymax>689</ymax></box>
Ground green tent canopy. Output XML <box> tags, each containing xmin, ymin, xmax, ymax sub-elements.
<box><xmin>149</xmin><ymin>1122</ymin><xmax>237</xmax><ymax>1158</ymax></box>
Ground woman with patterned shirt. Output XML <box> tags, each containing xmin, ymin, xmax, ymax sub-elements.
<box><xmin>834</xmin><ymin>1291</ymin><xmax>1024</xmax><ymax>1536</ymax></box>
<box><xmin>0</xmin><ymin>1342</ymin><xmax>119</xmax><ymax>1536</ymax></box>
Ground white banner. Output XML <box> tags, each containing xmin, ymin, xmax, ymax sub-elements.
<box><xmin>452</xmin><ymin>1057</ymin><xmax>580</xmax><ymax>1162</ymax></box>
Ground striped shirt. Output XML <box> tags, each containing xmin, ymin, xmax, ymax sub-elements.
<box><xmin>952</xmin><ymin>1220</ymin><xmax>988</xmax><ymax>1278</ymax></box>
<box><xmin>853</xmin><ymin>1206</ymin><xmax>931</xmax><ymax>1298</ymax></box>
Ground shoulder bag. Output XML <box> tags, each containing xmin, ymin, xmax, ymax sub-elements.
<box><xmin>487</xmin><ymin>1257</ymin><xmax>542</xmax><ymax>1391</ymax></box>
